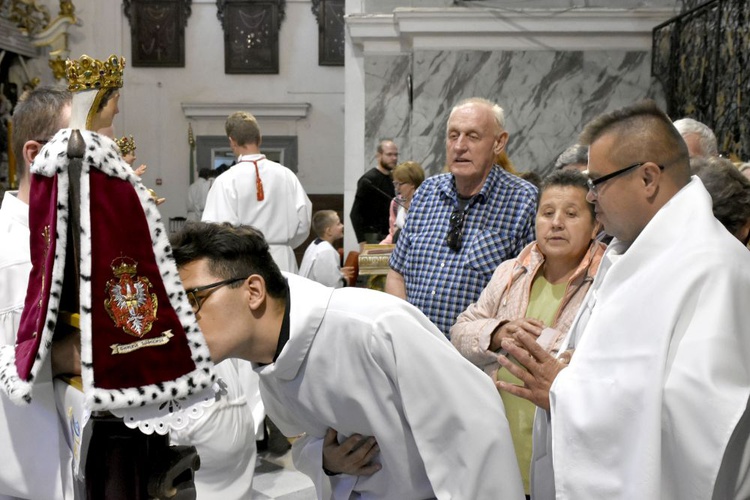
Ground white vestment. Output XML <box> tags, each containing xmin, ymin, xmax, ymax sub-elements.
<box><xmin>170</xmin><ymin>359</ymin><xmax>257</xmax><ymax>500</ymax></box>
<box><xmin>299</xmin><ymin>239</ymin><xmax>345</xmax><ymax>288</ymax></box>
<box><xmin>186</xmin><ymin>177</ymin><xmax>212</xmax><ymax>221</ymax></box>
<box><xmin>202</xmin><ymin>154</ymin><xmax>312</xmax><ymax>273</ymax></box>
<box><xmin>257</xmin><ymin>273</ymin><xmax>525</xmax><ymax>500</ymax></box>
<box><xmin>544</xmin><ymin>178</ymin><xmax>750</xmax><ymax>499</ymax></box>
<box><xmin>0</xmin><ymin>192</ymin><xmax>74</xmax><ymax>500</ymax></box>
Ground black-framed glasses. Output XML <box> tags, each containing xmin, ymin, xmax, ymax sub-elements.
<box><xmin>446</xmin><ymin>208</ymin><xmax>466</xmax><ymax>251</ymax></box>
<box><xmin>185</xmin><ymin>276</ymin><xmax>248</xmax><ymax>314</ymax></box>
<box><xmin>585</xmin><ymin>162</ymin><xmax>664</xmax><ymax>194</ymax></box>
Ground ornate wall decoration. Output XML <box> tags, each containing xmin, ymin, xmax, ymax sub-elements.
<box><xmin>311</xmin><ymin>0</ymin><xmax>344</xmax><ymax>66</ymax></box>
<box><xmin>653</xmin><ymin>0</ymin><xmax>749</xmax><ymax>160</ymax></box>
<box><xmin>216</xmin><ymin>0</ymin><xmax>286</xmax><ymax>74</ymax></box>
<box><xmin>123</xmin><ymin>0</ymin><xmax>192</xmax><ymax>67</ymax></box>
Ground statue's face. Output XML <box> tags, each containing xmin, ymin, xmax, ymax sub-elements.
<box><xmin>97</xmin><ymin>90</ymin><xmax>120</xmax><ymax>129</ymax></box>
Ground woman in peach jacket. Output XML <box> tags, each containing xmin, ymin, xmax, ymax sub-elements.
<box><xmin>451</xmin><ymin>169</ymin><xmax>606</xmax><ymax>496</ymax></box>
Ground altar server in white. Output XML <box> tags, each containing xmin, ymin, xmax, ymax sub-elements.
<box><xmin>171</xmin><ymin>222</ymin><xmax>525</xmax><ymax>500</ymax></box>
<box><xmin>497</xmin><ymin>100</ymin><xmax>750</xmax><ymax>499</ymax></box>
<box><xmin>202</xmin><ymin>111</ymin><xmax>311</xmax><ymax>273</ymax></box>
<box><xmin>0</xmin><ymin>87</ymin><xmax>76</xmax><ymax>500</ymax></box>
<box><xmin>299</xmin><ymin>210</ymin><xmax>353</xmax><ymax>288</ymax></box>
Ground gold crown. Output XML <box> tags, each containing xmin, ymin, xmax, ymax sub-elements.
<box><xmin>115</xmin><ymin>135</ymin><xmax>136</xmax><ymax>156</ymax></box>
<box><xmin>111</xmin><ymin>257</ymin><xmax>138</xmax><ymax>277</ymax></box>
<box><xmin>66</xmin><ymin>54</ymin><xmax>125</xmax><ymax>92</ymax></box>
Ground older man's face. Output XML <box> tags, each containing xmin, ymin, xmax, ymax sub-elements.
<box><xmin>446</xmin><ymin>104</ymin><xmax>505</xmax><ymax>185</ymax></box>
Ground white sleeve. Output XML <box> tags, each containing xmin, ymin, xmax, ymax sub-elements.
<box><xmin>202</xmin><ymin>177</ymin><xmax>239</xmax><ymax>224</ymax></box>
<box><xmin>288</xmin><ymin>178</ymin><xmax>312</xmax><ymax>249</ymax></box>
<box><xmin>385</xmin><ymin>312</ymin><xmax>525</xmax><ymax>499</ymax></box>
<box><xmin>309</xmin><ymin>248</ymin><xmax>344</xmax><ymax>288</ymax></box>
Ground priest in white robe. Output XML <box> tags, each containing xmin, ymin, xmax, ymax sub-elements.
<box><xmin>497</xmin><ymin>100</ymin><xmax>750</xmax><ymax>500</ymax></box>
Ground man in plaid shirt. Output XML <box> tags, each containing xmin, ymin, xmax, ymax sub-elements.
<box><xmin>386</xmin><ymin>97</ymin><xmax>537</xmax><ymax>337</ymax></box>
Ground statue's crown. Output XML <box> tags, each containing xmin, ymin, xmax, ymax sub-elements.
<box><xmin>111</xmin><ymin>257</ymin><xmax>138</xmax><ymax>277</ymax></box>
<box><xmin>66</xmin><ymin>54</ymin><xmax>125</xmax><ymax>92</ymax></box>
<box><xmin>115</xmin><ymin>135</ymin><xmax>136</xmax><ymax>156</ymax></box>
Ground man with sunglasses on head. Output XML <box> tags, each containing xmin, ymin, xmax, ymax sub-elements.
<box><xmin>171</xmin><ymin>221</ymin><xmax>525</xmax><ymax>500</ymax></box>
<box><xmin>385</xmin><ymin>97</ymin><xmax>537</xmax><ymax>338</ymax></box>
<box><xmin>498</xmin><ymin>100</ymin><xmax>750</xmax><ymax>499</ymax></box>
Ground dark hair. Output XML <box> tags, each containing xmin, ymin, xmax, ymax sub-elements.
<box><xmin>198</xmin><ymin>168</ymin><xmax>212</xmax><ymax>180</ymax></box>
<box><xmin>539</xmin><ymin>169</ymin><xmax>595</xmax><ymax>220</ymax></box>
<box><xmin>96</xmin><ymin>88</ymin><xmax>119</xmax><ymax>112</ymax></box>
<box><xmin>170</xmin><ymin>222</ymin><xmax>288</xmax><ymax>300</ymax></box>
<box><xmin>579</xmin><ymin>100</ymin><xmax>688</xmax><ymax>171</ymax></box>
<box><xmin>690</xmin><ymin>157</ymin><xmax>750</xmax><ymax>236</ymax></box>
<box><xmin>11</xmin><ymin>87</ymin><xmax>71</xmax><ymax>181</ymax></box>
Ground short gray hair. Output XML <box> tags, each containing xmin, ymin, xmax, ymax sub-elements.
<box><xmin>673</xmin><ymin>118</ymin><xmax>718</xmax><ymax>157</ymax></box>
<box><xmin>555</xmin><ymin>144</ymin><xmax>588</xmax><ymax>170</ymax></box>
<box><xmin>448</xmin><ymin>97</ymin><xmax>505</xmax><ymax>133</ymax></box>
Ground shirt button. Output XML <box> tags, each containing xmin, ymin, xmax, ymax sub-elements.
<box><xmin>440</xmin><ymin>263</ymin><xmax>445</xmax><ymax>268</ymax></box>
<box><xmin>431</xmin><ymin>290</ymin><xmax>436</xmax><ymax>295</ymax></box>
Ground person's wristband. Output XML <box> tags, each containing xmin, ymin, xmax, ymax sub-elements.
<box><xmin>323</xmin><ymin>466</ymin><xmax>340</xmax><ymax>476</ymax></box>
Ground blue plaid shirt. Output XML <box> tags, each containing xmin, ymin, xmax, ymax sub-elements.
<box><xmin>390</xmin><ymin>166</ymin><xmax>537</xmax><ymax>337</ymax></box>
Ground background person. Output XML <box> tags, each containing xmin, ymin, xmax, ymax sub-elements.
<box><xmin>203</xmin><ymin>111</ymin><xmax>312</xmax><ymax>274</ymax></box>
<box><xmin>299</xmin><ymin>210</ymin><xmax>354</xmax><ymax>288</ymax></box>
<box><xmin>386</xmin><ymin>97</ymin><xmax>537</xmax><ymax>337</ymax></box>
<box><xmin>187</xmin><ymin>168</ymin><xmax>213</xmax><ymax>221</ymax></box>
<box><xmin>381</xmin><ymin>161</ymin><xmax>424</xmax><ymax>244</ymax></box>
<box><xmin>451</xmin><ymin>169</ymin><xmax>605</xmax><ymax>496</ymax></box>
<box><xmin>0</xmin><ymin>86</ymin><xmax>75</xmax><ymax>500</ymax></box>
<box><xmin>350</xmin><ymin>140</ymin><xmax>399</xmax><ymax>248</ymax></box>
<box><xmin>691</xmin><ymin>156</ymin><xmax>750</xmax><ymax>246</ymax></box>
<box><xmin>673</xmin><ymin>117</ymin><xmax>718</xmax><ymax>159</ymax></box>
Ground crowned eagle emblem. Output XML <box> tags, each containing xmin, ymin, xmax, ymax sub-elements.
<box><xmin>104</xmin><ymin>257</ymin><xmax>158</xmax><ymax>338</ymax></box>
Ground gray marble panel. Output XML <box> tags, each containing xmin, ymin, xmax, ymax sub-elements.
<box><xmin>455</xmin><ymin>0</ymin><xmax>679</xmax><ymax>7</ymax></box>
<box><xmin>364</xmin><ymin>49</ymin><xmax>665</xmax><ymax>178</ymax></box>
<box><xmin>364</xmin><ymin>55</ymin><xmax>412</xmax><ymax>169</ymax></box>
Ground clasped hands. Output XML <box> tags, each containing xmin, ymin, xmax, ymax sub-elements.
<box><xmin>493</xmin><ymin>319</ymin><xmax>570</xmax><ymax>412</ymax></box>
<box><xmin>322</xmin><ymin>428</ymin><xmax>381</xmax><ymax>476</ymax></box>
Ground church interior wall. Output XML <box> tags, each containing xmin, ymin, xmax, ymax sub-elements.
<box><xmin>56</xmin><ymin>0</ymin><xmax>345</xmax><ymax>223</ymax></box>
<box><xmin>364</xmin><ymin>49</ymin><xmax>664</xmax><ymax>178</ymax></box>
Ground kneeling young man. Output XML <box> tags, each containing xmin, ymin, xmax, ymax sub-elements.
<box><xmin>171</xmin><ymin>222</ymin><xmax>524</xmax><ymax>499</ymax></box>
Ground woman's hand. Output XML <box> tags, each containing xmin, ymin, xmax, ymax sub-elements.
<box><xmin>489</xmin><ymin>318</ymin><xmax>544</xmax><ymax>352</ymax></box>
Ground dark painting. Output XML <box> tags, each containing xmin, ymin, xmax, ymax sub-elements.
<box><xmin>312</xmin><ymin>0</ymin><xmax>344</xmax><ymax>66</ymax></box>
<box><xmin>124</xmin><ymin>0</ymin><xmax>192</xmax><ymax>67</ymax></box>
<box><xmin>217</xmin><ymin>0</ymin><xmax>286</xmax><ymax>74</ymax></box>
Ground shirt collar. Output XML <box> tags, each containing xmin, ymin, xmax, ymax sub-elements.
<box><xmin>437</xmin><ymin>165</ymin><xmax>503</xmax><ymax>206</ymax></box>
<box><xmin>273</xmin><ymin>282</ymin><xmax>291</xmax><ymax>363</ymax></box>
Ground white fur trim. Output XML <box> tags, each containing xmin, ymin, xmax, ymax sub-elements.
<box><xmin>2</xmin><ymin>129</ymin><xmax>215</xmax><ymax>411</ymax></box>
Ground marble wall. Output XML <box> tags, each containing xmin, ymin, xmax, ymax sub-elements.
<box><xmin>362</xmin><ymin>0</ymin><xmax>682</xmax><ymax>12</ymax></box>
<box><xmin>365</xmin><ymin>50</ymin><xmax>665</xmax><ymax>176</ymax></box>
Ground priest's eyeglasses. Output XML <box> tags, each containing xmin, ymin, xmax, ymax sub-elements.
<box><xmin>585</xmin><ymin>162</ymin><xmax>664</xmax><ymax>194</ymax></box>
<box><xmin>186</xmin><ymin>276</ymin><xmax>248</xmax><ymax>314</ymax></box>
<box><xmin>446</xmin><ymin>208</ymin><xmax>466</xmax><ymax>252</ymax></box>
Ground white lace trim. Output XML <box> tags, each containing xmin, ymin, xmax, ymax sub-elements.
<box><xmin>110</xmin><ymin>380</ymin><xmax>227</xmax><ymax>435</ymax></box>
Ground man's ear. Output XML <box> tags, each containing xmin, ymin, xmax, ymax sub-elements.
<box><xmin>641</xmin><ymin>161</ymin><xmax>663</xmax><ymax>196</ymax></box>
<box><xmin>23</xmin><ymin>140</ymin><xmax>44</xmax><ymax>166</ymax></box>
<box><xmin>493</xmin><ymin>131</ymin><xmax>509</xmax><ymax>156</ymax></box>
<box><xmin>245</xmin><ymin>274</ymin><xmax>267</xmax><ymax>311</ymax></box>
